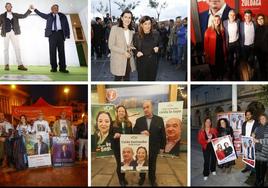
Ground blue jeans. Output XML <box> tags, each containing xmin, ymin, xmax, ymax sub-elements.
<box><xmin>172</xmin><ymin>44</ymin><xmax>178</xmax><ymax>64</ymax></box>
<box><xmin>178</xmin><ymin>44</ymin><xmax>187</xmax><ymax>65</ymax></box>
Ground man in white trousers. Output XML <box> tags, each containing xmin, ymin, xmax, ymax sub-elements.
<box><xmin>0</xmin><ymin>2</ymin><xmax>31</xmax><ymax>71</ymax></box>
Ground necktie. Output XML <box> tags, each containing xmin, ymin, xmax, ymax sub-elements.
<box><xmin>54</xmin><ymin>15</ymin><xmax>57</xmax><ymax>31</ymax></box>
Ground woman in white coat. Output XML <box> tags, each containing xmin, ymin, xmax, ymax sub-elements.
<box><xmin>108</xmin><ymin>9</ymin><xmax>136</xmax><ymax>81</ymax></box>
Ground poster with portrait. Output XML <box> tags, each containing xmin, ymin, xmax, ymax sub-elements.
<box><xmin>25</xmin><ymin>132</ymin><xmax>51</xmax><ymax>168</ymax></box>
<box><xmin>52</xmin><ymin>137</ymin><xmax>75</xmax><ymax>166</ymax></box>
<box><xmin>120</xmin><ymin>134</ymin><xmax>149</xmax><ymax>173</ymax></box>
<box><xmin>158</xmin><ymin>101</ymin><xmax>184</xmax><ymax>156</ymax></box>
<box><xmin>91</xmin><ymin>104</ymin><xmax>115</xmax><ymax>157</ymax></box>
<box><xmin>217</xmin><ymin>112</ymin><xmax>245</xmax><ymax>155</ymax></box>
<box><xmin>211</xmin><ymin>135</ymin><xmax>237</xmax><ymax>165</ymax></box>
<box><xmin>241</xmin><ymin>136</ymin><xmax>255</xmax><ymax>168</ymax></box>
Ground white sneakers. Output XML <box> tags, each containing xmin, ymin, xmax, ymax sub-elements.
<box><xmin>204</xmin><ymin>172</ymin><xmax>216</xmax><ymax>181</ymax></box>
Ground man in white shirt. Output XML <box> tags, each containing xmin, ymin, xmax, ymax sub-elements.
<box><xmin>0</xmin><ymin>3</ymin><xmax>31</xmax><ymax>71</ymax></box>
<box><xmin>32</xmin><ymin>112</ymin><xmax>51</xmax><ymax>134</ymax></box>
<box><xmin>240</xmin><ymin>10</ymin><xmax>255</xmax><ymax>66</ymax></box>
<box><xmin>223</xmin><ymin>9</ymin><xmax>240</xmax><ymax>80</ymax></box>
<box><xmin>241</xmin><ymin>110</ymin><xmax>258</xmax><ymax>173</ymax></box>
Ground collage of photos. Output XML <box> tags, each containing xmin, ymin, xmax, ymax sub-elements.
<box><xmin>1</xmin><ymin>0</ymin><xmax>268</xmax><ymax>187</ymax></box>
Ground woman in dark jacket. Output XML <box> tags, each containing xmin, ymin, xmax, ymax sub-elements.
<box><xmin>134</xmin><ymin>16</ymin><xmax>160</xmax><ymax>81</ymax></box>
<box><xmin>111</xmin><ymin>105</ymin><xmax>133</xmax><ymax>186</ymax></box>
<box><xmin>217</xmin><ymin>118</ymin><xmax>235</xmax><ymax>173</ymax></box>
<box><xmin>253</xmin><ymin>113</ymin><xmax>268</xmax><ymax>186</ymax></box>
<box><xmin>254</xmin><ymin>14</ymin><xmax>268</xmax><ymax>80</ymax></box>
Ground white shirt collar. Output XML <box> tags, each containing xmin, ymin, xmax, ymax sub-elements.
<box><xmin>208</xmin><ymin>3</ymin><xmax>227</xmax><ymax>17</ymax></box>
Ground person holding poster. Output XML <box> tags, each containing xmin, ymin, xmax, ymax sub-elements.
<box><xmin>253</xmin><ymin>114</ymin><xmax>268</xmax><ymax>186</ymax></box>
<box><xmin>217</xmin><ymin>118</ymin><xmax>235</xmax><ymax>173</ymax></box>
<box><xmin>241</xmin><ymin>110</ymin><xmax>259</xmax><ymax>174</ymax></box>
<box><xmin>32</xmin><ymin>113</ymin><xmax>51</xmax><ymax>134</ymax></box>
<box><xmin>197</xmin><ymin>117</ymin><xmax>218</xmax><ymax>181</ymax></box>
<box><xmin>111</xmin><ymin>105</ymin><xmax>133</xmax><ymax>186</ymax></box>
<box><xmin>53</xmin><ymin>111</ymin><xmax>73</xmax><ymax>137</ymax></box>
<box><xmin>133</xmin><ymin>101</ymin><xmax>166</xmax><ymax>186</ymax></box>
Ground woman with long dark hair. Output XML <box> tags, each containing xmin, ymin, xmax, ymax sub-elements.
<box><xmin>111</xmin><ymin>105</ymin><xmax>133</xmax><ymax>186</ymax></box>
<box><xmin>134</xmin><ymin>16</ymin><xmax>160</xmax><ymax>81</ymax></box>
<box><xmin>216</xmin><ymin>118</ymin><xmax>235</xmax><ymax>173</ymax></box>
<box><xmin>108</xmin><ymin>9</ymin><xmax>136</xmax><ymax>81</ymax></box>
<box><xmin>197</xmin><ymin>117</ymin><xmax>218</xmax><ymax>181</ymax></box>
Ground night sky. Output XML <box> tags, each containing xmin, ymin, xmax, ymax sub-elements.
<box><xmin>16</xmin><ymin>85</ymin><xmax>88</xmax><ymax>105</ymax></box>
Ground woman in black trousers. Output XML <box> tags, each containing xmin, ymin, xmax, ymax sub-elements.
<box><xmin>134</xmin><ymin>16</ymin><xmax>160</xmax><ymax>81</ymax></box>
<box><xmin>253</xmin><ymin>114</ymin><xmax>268</xmax><ymax>186</ymax></box>
<box><xmin>111</xmin><ymin>105</ymin><xmax>133</xmax><ymax>186</ymax></box>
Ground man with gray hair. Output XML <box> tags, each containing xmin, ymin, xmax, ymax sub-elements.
<box><xmin>133</xmin><ymin>100</ymin><xmax>166</xmax><ymax>186</ymax></box>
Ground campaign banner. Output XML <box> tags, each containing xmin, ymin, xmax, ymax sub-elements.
<box><xmin>91</xmin><ymin>104</ymin><xmax>115</xmax><ymax>157</ymax></box>
<box><xmin>52</xmin><ymin>137</ymin><xmax>75</xmax><ymax>166</ymax></box>
<box><xmin>120</xmin><ymin>134</ymin><xmax>149</xmax><ymax>172</ymax></box>
<box><xmin>212</xmin><ymin>135</ymin><xmax>237</xmax><ymax>165</ymax></box>
<box><xmin>158</xmin><ymin>101</ymin><xmax>184</xmax><ymax>156</ymax></box>
<box><xmin>25</xmin><ymin>132</ymin><xmax>51</xmax><ymax>168</ymax></box>
<box><xmin>241</xmin><ymin>136</ymin><xmax>255</xmax><ymax>168</ymax></box>
<box><xmin>217</xmin><ymin>112</ymin><xmax>245</xmax><ymax>155</ymax></box>
<box><xmin>239</xmin><ymin>0</ymin><xmax>268</xmax><ymax>17</ymax></box>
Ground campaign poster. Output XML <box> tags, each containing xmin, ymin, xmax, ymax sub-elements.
<box><xmin>52</xmin><ymin>137</ymin><xmax>75</xmax><ymax>166</ymax></box>
<box><xmin>241</xmin><ymin>136</ymin><xmax>255</xmax><ymax>168</ymax></box>
<box><xmin>158</xmin><ymin>101</ymin><xmax>184</xmax><ymax>156</ymax></box>
<box><xmin>212</xmin><ymin>135</ymin><xmax>237</xmax><ymax>165</ymax></box>
<box><xmin>120</xmin><ymin>134</ymin><xmax>149</xmax><ymax>173</ymax></box>
<box><xmin>25</xmin><ymin>132</ymin><xmax>51</xmax><ymax>168</ymax></box>
<box><xmin>239</xmin><ymin>0</ymin><xmax>268</xmax><ymax>18</ymax></box>
<box><xmin>91</xmin><ymin>104</ymin><xmax>115</xmax><ymax>157</ymax></box>
<box><xmin>217</xmin><ymin>112</ymin><xmax>245</xmax><ymax>155</ymax></box>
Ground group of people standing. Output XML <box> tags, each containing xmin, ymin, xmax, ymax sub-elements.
<box><xmin>0</xmin><ymin>112</ymin><xmax>88</xmax><ymax>170</ymax></box>
<box><xmin>198</xmin><ymin>110</ymin><xmax>268</xmax><ymax>186</ymax></box>
<box><xmin>94</xmin><ymin>101</ymin><xmax>166</xmax><ymax>186</ymax></box>
<box><xmin>204</xmin><ymin>9</ymin><xmax>268</xmax><ymax>81</ymax></box>
<box><xmin>92</xmin><ymin>10</ymin><xmax>187</xmax><ymax>81</ymax></box>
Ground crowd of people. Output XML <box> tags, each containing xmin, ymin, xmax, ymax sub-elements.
<box><xmin>198</xmin><ymin>110</ymin><xmax>268</xmax><ymax>186</ymax></box>
<box><xmin>91</xmin><ymin>11</ymin><xmax>187</xmax><ymax>81</ymax></box>
<box><xmin>0</xmin><ymin>112</ymin><xmax>88</xmax><ymax>171</ymax></box>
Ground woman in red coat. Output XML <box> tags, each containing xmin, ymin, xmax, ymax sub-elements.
<box><xmin>198</xmin><ymin>117</ymin><xmax>218</xmax><ymax>181</ymax></box>
<box><xmin>204</xmin><ymin>15</ymin><xmax>227</xmax><ymax>80</ymax></box>
<box><xmin>215</xmin><ymin>144</ymin><xmax>226</xmax><ymax>161</ymax></box>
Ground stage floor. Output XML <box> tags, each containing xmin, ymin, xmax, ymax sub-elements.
<box><xmin>0</xmin><ymin>161</ymin><xmax>88</xmax><ymax>186</ymax></box>
<box><xmin>0</xmin><ymin>66</ymin><xmax>88</xmax><ymax>81</ymax></box>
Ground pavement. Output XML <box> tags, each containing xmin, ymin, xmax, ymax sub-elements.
<box><xmin>0</xmin><ymin>161</ymin><xmax>88</xmax><ymax>186</ymax></box>
<box><xmin>191</xmin><ymin>129</ymin><xmax>268</xmax><ymax>186</ymax></box>
<box><xmin>91</xmin><ymin>56</ymin><xmax>187</xmax><ymax>81</ymax></box>
<box><xmin>91</xmin><ymin>152</ymin><xmax>187</xmax><ymax>186</ymax></box>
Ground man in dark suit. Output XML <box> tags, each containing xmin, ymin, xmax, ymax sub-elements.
<box><xmin>0</xmin><ymin>3</ymin><xmax>31</xmax><ymax>71</ymax></box>
<box><xmin>247</xmin><ymin>140</ymin><xmax>254</xmax><ymax>160</ymax></box>
<box><xmin>34</xmin><ymin>135</ymin><xmax>49</xmax><ymax>155</ymax></box>
<box><xmin>241</xmin><ymin>110</ymin><xmax>258</xmax><ymax>173</ymax></box>
<box><xmin>133</xmin><ymin>101</ymin><xmax>166</xmax><ymax>186</ymax></box>
<box><xmin>60</xmin><ymin>144</ymin><xmax>72</xmax><ymax>159</ymax></box>
<box><xmin>31</xmin><ymin>4</ymin><xmax>70</xmax><ymax>73</ymax></box>
<box><xmin>199</xmin><ymin>0</ymin><xmax>232</xmax><ymax>40</ymax></box>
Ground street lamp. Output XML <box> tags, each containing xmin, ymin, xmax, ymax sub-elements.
<box><xmin>64</xmin><ymin>87</ymin><xmax>70</xmax><ymax>103</ymax></box>
<box><xmin>10</xmin><ymin>85</ymin><xmax>16</xmax><ymax>90</ymax></box>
